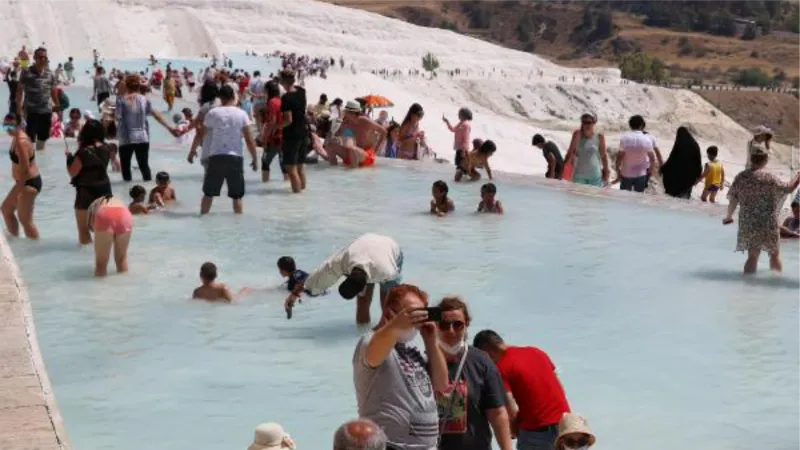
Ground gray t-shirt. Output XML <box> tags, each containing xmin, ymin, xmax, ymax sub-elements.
<box><xmin>115</xmin><ymin>94</ymin><xmax>153</xmax><ymax>146</ymax></box>
<box><xmin>197</xmin><ymin>100</ymin><xmax>220</xmax><ymax>162</ymax></box>
<box><xmin>19</xmin><ymin>67</ymin><xmax>56</xmax><ymax>114</ymax></box>
<box><xmin>94</xmin><ymin>76</ymin><xmax>112</xmax><ymax>95</ymax></box>
<box><xmin>353</xmin><ymin>333</ymin><xmax>439</xmax><ymax>450</ymax></box>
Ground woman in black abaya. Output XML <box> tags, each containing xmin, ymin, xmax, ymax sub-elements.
<box><xmin>660</xmin><ymin>126</ymin><xmax>703</xmax><ymax>199</ymax></box>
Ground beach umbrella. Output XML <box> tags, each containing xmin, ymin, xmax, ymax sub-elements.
<box><xmin>358</xmin><ymin>95</ymin><xmax>394</xmax><ymax>108</ymax></box>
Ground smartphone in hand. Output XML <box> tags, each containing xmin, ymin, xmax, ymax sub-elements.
<box><xmin>424</xmin><ymin>306</ymin><xmax>442</xmax><ymax>322</ymax></box>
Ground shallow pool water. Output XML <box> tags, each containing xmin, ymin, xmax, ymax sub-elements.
<box><xmin>1</xmin><ymin>129</ymin><xmax>798</xmax><ymax>450</ymax></box>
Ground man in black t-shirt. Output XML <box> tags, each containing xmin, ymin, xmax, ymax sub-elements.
<box><xmin>532</xmin><ymin>134</ymin><xmax>564</xmax><ymax>180</ymax></box>
<box><xmin>279</xmin><ymin>69</ymin><xmax>307</xmax><ymax>194</ymax></box>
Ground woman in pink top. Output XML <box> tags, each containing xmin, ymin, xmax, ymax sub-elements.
<box><xmin>442</xmin><ymin>107</ymin><xmax>472</xmax><ymax>176</ymax></box>
<box><xmin>88</xmin><ymin>195</ymin><xmax>134</xmax><ymax>277</ymax></box>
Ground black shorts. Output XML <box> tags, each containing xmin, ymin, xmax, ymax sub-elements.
<box><xmin>454</xmin><ymin>149</ymin><xmax>467</xmax><ymax>168</ymax></box>
<box><xmin>281</xmin><ymin>138</ymin><xmax>305</xmax><ymax>166</ymax></box>
<box><xmin>203</xmin><ymin>154</ymin><xmax>245</xmax><ymax>199</ymax></box>
<box><xmin>74</xmin><ymin>183</ymin><xmax>112</xmax><ymax>210</ymax></box>
<box><xmin>261</xmin><ymin>144</ymin><xmax>286</xmax><ymax>173</ymax></box>
<box><xmin>24</xmin><ymin>112</ymin><xmax>52</xmax><ymax>142</ymax></box>
<box><xmin>96</xmin><ymin>91</ymin><xmax>110</xmax><ymax>107</ymax></box>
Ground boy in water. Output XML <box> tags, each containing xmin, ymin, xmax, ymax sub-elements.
<box><xmin>699</xmin><ymin>146</ymin><xmax>725</xmax><ymax>203</ymax></box>
<box><xmin>192</xmin><ymin>262</ymin><xmax>249</xmax><ymax>302</ymax></box>
<box><xmin>149</xmin><ymin>171</ymin><xmax>176</xmax><ymax>208</ymax></box>
<box><xmin>278</xmin><ymin>256</ymin><xmax>329</xmax><ymax>318</ymax></box>
<box><xmin>128</xmin><ymin>185</ymin><xmax>152</xmax><ymax>215</ymax></box>
<box><xmin>477</xmin><ymin>182</ymin><xmax>504</xmax><ymax>214</ymax></box>
<box><xmin>780</xmin><ymin>201</ymin><xmax>800</xmax><ymax>238</ymax></box>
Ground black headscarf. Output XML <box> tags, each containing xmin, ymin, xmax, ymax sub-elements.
<box><xmin>660</xmin><ymin>126</ymin><xmax>702</xmax><ymax>198</ymax></box>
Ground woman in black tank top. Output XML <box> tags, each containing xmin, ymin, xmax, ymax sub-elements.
<box><xmin>67</xmin><ymin>119</ymin><xmax>112</xmax><ymax>244</ymax></box>
<box><xmin>2</xmin><ymin>112</ymin><xmax>41</xmax><ymax>239</ymax></box>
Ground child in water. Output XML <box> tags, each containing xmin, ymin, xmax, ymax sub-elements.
<box><xmin>277</xmin><ymin>256</ymin><xmax>329</xmax><ymax>318</ymax></box>
<box><xmin>192</xmin><ymin>262</ymin><xmax>250</xmax><ymax>302</ymax></box>
<box><xmin>128</xmin><ymin>185</ymin><xmax>153</xmax><ymax>215</ymax></box>
<box><xmin>457</xmin><ymin>139</ymin><xmax>496</xmax><ymax>182</ymax></box>
<box><xmin>477</xmin><ymin>182</ymin><xmax>504</xmax><ymax>214</ymax></box>
<box><xmin>430</xmin><ymin>180</ymin><xmax>455</xmax><ymax>216</ymax></box>
<box><xmin>149</xmin><ymin>171</ymin><xmax>176</xmax><ymax>208</ymax></box>
<box><xmin>699</xmin><ymin>146</ymin><xmax>725</xmax><ymax>203</ymax></box>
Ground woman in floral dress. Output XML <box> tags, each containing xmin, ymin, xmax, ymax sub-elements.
<box><xmin>723</xmin><ymin>145</ymin><xmax>800</xmax><ymax>274</ymax></box>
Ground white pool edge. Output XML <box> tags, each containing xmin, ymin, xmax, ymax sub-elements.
<box><xmin>0</xmin><ymin>234</ymin><xmax>71</xmax><ymax>450</ymax></box>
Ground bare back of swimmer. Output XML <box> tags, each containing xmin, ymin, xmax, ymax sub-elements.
<box><xmin>325</xmin><ymin>101</ymin><xmax>386</xmax><ymax>168</ymax></box>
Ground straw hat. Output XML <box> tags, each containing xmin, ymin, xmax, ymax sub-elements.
<box><xmin>554</xmin><ymin>413</ymin><xmax>596</xmax><ymax>449</ymax></box>
<box><xmin>344</xmin><ymin>100</ymin><xmax>362</xmax><ymax>113</ymax></box>
<box><xmin>247</xmin><ymin>422</ymin><xmax>295</xmax><ymax>450</ymax></box>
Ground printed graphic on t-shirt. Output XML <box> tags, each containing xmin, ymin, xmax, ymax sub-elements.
<box><xmin>437</xmin><ymin>380</ymin><xmax>468</xmax><ymax>434</ymax></box>
<box><xmin>396</xmin><ymin>344</ymin><xmax>433</xmax><ymax>400</ymax></box>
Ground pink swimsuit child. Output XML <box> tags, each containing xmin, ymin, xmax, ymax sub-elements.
<box><xmin>93</xmin><ymin>204</ymin><xmax>133</xmax><ymax>234</ymax></box>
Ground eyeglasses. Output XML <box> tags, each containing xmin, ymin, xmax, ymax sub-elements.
<box><xmin>438</xmin><ymin>320</ymin><xmax>465</xmax><ymax>331</ymax></box>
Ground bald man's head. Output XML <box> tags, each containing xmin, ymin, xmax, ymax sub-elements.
<box><xmin>333</xmin><ymin>418</ymin><xmax>387</xmax><ymax>450</ymax></box>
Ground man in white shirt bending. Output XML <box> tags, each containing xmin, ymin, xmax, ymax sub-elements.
<box><xmin>197</xmin><ymin>84</ymin><xmax>258</xmax><ymax>214</ymax></box>
<box><xmin>284</xmin><ymin>233</ymin><xmax>403</xmax><ymax>324</ymax></box>
<box><xmin>617</xmin><ymin>115</ymin><xmax>656</xmax><ymax>193</ymax></box>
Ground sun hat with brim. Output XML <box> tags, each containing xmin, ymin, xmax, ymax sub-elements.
<box><xmin>344</xmin><ymin>100</ymin><xmax>362</xmax><ymax>113</ymax></box>
<box><xmin>753</xmin><ymin>125</ymin><xmax>773</xmax><ymax>138</ymax></box>
<box><xmin>248</xmin><ymin>422</ymin><xmax>294</xmax><ymax>450</ymax></box>
<box><xmin>555</xmin><ymin>413</ymin><xmax>596</xmax><ymax>449</ymax></box>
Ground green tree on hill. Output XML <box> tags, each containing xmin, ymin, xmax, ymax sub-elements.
<box><xmin>618</xmin><ymin>52</ymin><xmax>668</xmax><ymax>82</ymax></box>
<box><xmin>422</xmin><ymin>53</ymin><xmax>440</xmax><ymax>77</ymax></box>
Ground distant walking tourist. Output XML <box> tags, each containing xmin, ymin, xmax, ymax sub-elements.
<box><xmin>16</xmin><ymin>47</ymin><xmax>60</xmax><ymax>151</ymax></box>
<box><xmin>87</xmin><ymin>195</ymin><xmax>133</xmax><ymax>277</ymax></box>
<box><xmin>723</xmin><ymin>145</ymin><xmax>800</xmax><ymax>274</ymax></box>
<box><xmin>353</xmin><ymin>284</ymin><xmax>447</xmax><ymax>450</ymax></box>
<box><xmin>661</xmin><ymin>126</ymin><xmax>702</xmax><ymax>199</ymax></box>
<box><xmin>198</xmin><ymin>85</ymin><xmax>258</xmax><ymax>214</ymax></box>
<box><xmin>564</xmin><ymin>113</ymin><xmax>609</xmax><ymax>187</ymax></box>
<box><xmin>473</xmin><ymin>330</ymin><xmax>571</xmax><ymax>450</ymax></box>
<box><xmin>2</xmin><ymin>112</ymin><xmax>40</xmax><ymax>239</ymax></box>
<box><xmin>279</xmin><ymin>69</ymin><xmax>307</xmax><ymax>193</ymax></box>
<box><xmin>746</xmin><ymin>125</ymin><xmax>772</xmax><ymax>170</ymax></box>
<box><xmin>67</xmin><ymin>119</ymin><xmax>113</xmax><ymax>245</ymax></box>
<box><xmin>116</xmin><ymin>74</ymin><xmax>176</xmax><ymax>181</ymax></box>
<box><xmin>284</xmin><ymin>233</ymin><xmax>403</xmax><ymax>324</ymax></box>
<box><xmin>333</xmin><ymin>418</ymin><xmax>387</xmax><ymax>450</ymax></box>
<box><xmin>63</xmin><ymin>56</ymin><xmax>75</xmax><ymax>83</ymax></box>
<box><xmin>616</xmin><ymin>115</ymin><xmax>656</xmax><ymax>193</ymax></box>
<box><xmin>92</xmin><ymin>66</ymin><xmax>112</xmax><ymax>110</ymax></box>
<box><xmin>698</xmin><ymin>146</ymin><xmax>725</xmax><ymax>203</ymax></box>
<box><xmin>532</xmin><ymin>134</ymin><xmax>564</xmax><ymax>180</ymax></box>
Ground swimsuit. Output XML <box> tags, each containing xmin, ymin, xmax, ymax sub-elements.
<box><xmin>93</xmin><ymin>205</ymin><xmax>133</xmax><ymax>235</ymax></box>
<box><xmin>9</xmin><ymin>142</ymin><xmax>41</xmax><ymax>192</ymax></box>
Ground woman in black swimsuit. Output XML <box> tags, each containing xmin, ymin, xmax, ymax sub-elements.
<box><xmin>1</xmin><ymin>113</ymin><xmax>41</xmax><ymax>239</ymax></box>
<box><xmin>67</xmin><ymin>119</ymin><xmax>112</xmax><ymax>244</ymax></box>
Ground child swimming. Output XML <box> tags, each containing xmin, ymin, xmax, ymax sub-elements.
<box><xmin>457</xmin><ymin>139</ymin><xmax>496</xmax><ymax>182</ymax></box>
<box><xmin>128</xmin><ymin>185</ymin><xmax>153</xmax><ymax>215</ymax></box>
<box><xmin>477</xmin><ymin>182</ymin><xmax>504</xmax><ymax>214</ymax></box>
<box><xmin>699</xmin><ymin>146</ymin><xmax>725</xmax><ymax>203</ymax></box>
<box><xmin>430</xmin><ymin>180</ymin><xmax>455</xmax><ymax>216</ymax></box>
<box><xmin>192</xmin><ymin>262</ymin><xmax>249</xmax><ymax>302</ymax></box>
<box><xmin>149</xmin><ymin>171</ymin><xmax>176</xmax><ymax>208</ymax></box>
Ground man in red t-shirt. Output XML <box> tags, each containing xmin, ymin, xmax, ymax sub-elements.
<box><xmin>260</xmin><ymin>81</ymin><xmax>287</xmax><ymax>182</ymax></box>
<box><xmin>473</xmin><ymin>330</ymin><xmax>570</xmax><ymax>450</ymax></box>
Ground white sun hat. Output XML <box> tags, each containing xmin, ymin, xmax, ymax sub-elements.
<box><xmin>247</xmin><ymin>422</ymin><xmax>295</xmax><ymax>450</ymax></box>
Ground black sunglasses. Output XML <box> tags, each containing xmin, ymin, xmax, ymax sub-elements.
<box><xmin>438</xmin><ymin>320</ymin><xmax>465</xmax><ymax>331</ymax></box>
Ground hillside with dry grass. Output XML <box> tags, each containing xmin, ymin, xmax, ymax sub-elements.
<box><xmin>327</xmin><ymin>1</ymin><xmax>798</xmax><ymax>83</ymax></box>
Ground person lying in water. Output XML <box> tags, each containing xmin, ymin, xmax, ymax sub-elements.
<box><xmin>192</xmin><ymin>262</ymin><xmax>250</xmax><ymax>302</ymax></box>
<box><xmin>324</xmin><ymin>100</ymin><xmax>386</xmax><ymax>168</ymax></box>
<box><xmin>149</xmin><ymin>171</ymin><xmax>176</xmax><ymax>208</ymax></box>
<box><xmin>430</xmin><ymin>180</ymin><xmax>455</xmax><ymax>217</ymax></box>
<box><xmin>128</xmin><ymin>185</ymin><xmax>155</xmax><ymax>215</ymax></box>
<box><xmin>477</xmin><ymin>182</ymin><xmax>503</xmax><ymax>214</ymax></box>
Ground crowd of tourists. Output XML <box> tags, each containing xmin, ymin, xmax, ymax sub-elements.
<box><xmin>2</xmin><ymin>44</ymin><xmax>800</xmax><ymax>450</ymax></box>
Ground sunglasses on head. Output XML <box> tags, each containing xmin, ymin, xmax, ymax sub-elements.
<box><xmin>437</xmin><ymin>320</ymin><xmax>465</xmax><ymax>331</ymax></box>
